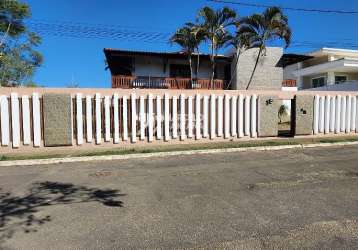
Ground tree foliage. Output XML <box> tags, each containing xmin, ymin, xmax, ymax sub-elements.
<box><xmin>0</xmin><ymin>0</ymin><xmax>42</xmax><ymax>86</ymax></box>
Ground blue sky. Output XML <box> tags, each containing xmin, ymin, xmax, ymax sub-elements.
<box><xmin>23</xmin><ymin>0</ymin><xmax>358</xmax><ymax>88</ymax></box>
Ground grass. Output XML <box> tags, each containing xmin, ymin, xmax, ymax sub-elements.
<box><xmin>1</xmin><ymin>136</ymin><xmax>358</xmax><ymax>162</ymax></box>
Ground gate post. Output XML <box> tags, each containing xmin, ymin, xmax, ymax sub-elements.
<box><xmin>258</xmin><ymin>95</ymin><xmax>280</xmax><ymax>137</ymax></box>
<box><xmin>293</xmin><ymin>95</ymin><xmax>314</xmax><ymax>136</ymax></box>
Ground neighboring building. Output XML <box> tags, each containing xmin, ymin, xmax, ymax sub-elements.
<box><xmin>284</xmin><ymin>48</ymin><xmax>358</xmax><ymax>90</ymax></box>
<box><xmin>104</xmin><ymin>47</ymin><xmax>285</xmax><ymax>90</ymax></box>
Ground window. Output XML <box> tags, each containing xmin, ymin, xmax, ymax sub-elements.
<box><xmin>335</xmin><ymin>75</ymin><xmax>347</xmax><ymax>84</ymax></box>
<box><xmin>312</xmin><ymin>77</ymin><xmax>325</xmax><ymax>88</ymax></box>
<box><xmin>169</xmin><ymin>64</ymin><xmax>191</xmax><ymax>78</ymax></box>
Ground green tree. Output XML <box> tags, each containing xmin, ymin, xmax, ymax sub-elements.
<box><xmin>0</xmin><ymin>0</ymin><xmax>42</xmax><ymax>86</ymax></box>
<box><xmin>170</xmin><ymin>23</ymin><xmax>204</xmax><ymax>86</ymax></box>
<box><xmin>278</xmin><ymin>104</ymin><xmax>288</xmax><ymax>123</ymax></box>
<box><xmin>238</xmin><ymin>7</ymin><xmax>291</xmax><ymax>90</ymax></box>
<box><xmin>197</xmin><ymin>6</ymin><xmax>236</xmax><ymax>88</ymax></box>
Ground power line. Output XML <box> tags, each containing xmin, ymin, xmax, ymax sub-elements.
<box><xmin>207</xmin><ymin>0</ymin><xmax>358</xmax><ymax>14</ymax></box>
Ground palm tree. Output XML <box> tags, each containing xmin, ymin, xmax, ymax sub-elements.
<box><xmin>238</xmin><ymin>7</ymin><xmax>291</xmax><ymax>90</ymax></box>
<box><xmin>197</xmin><ymin>6</ymin><xmax>236</xmax><ymax>88</ymax></box>
<box><xmin>170</xmin><ymin>23</ymin><xmax>204</xmax><ymax>87</ymax></box>
<box><xmin>185</xmin><ymin>23</ymin><xmax>205</xmax><ymax>82</ymax></box>
<box><xmin>278</xmin><ymin>104</ymin><xmax>288</xmax><ymax>123</ymax></box>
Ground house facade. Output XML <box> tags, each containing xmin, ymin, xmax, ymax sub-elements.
<box><xmin>284</xmin><ymin>48</ymin><xmax>358</xmax><ymax>90</ymax></box>
<box><xmin>104</xmin><ymin>47</ymin><xmax>285</xmax><ymax>90</ymax></box>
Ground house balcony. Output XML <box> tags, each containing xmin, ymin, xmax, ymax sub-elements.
<box><xmin>112</xmin><ymin>75</ymin><xmax>225</xmax><ymax>89</ymax></box>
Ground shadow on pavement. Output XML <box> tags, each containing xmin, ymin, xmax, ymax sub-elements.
<box><xmin>0</xmin><ymin>181</ymin><xmax>125</xmax><ymax>245</ymax></box>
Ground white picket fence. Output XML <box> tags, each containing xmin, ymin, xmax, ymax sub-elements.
<box><xmin>0</xmin><ymin>92</ymin><xmax>259</xmax><ymax>148</ymax></box>
<box><xmin>313</xmin><ymin>94</ymin><xmax>358</xmax><ymax>135</ymax></box>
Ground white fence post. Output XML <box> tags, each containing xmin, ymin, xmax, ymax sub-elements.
<box><xmin>140</xmin><ymin>95</ymin><xmax>146</xmax><ymax>141</ymax></box>
<box><xmin>180</xmin><ymin>94</ymin><xmax>186</xmax><ymax>140</ymax></box>
<box><xmin>210</xmin><ymin>94</ymin><xmax>216</xmax><ymax>139</ymax></box>
<box><xmin>335</xmin><ymin>95</ymin><xmax>341</xmax><ymax>134</ymax></box>
<box><xmin>231</xmin><ymin>96</ymin><xmax>237</xmax><ymax>137</ymax></box>
<box><xmin>341</xmin><ymin>96</ymin><xmax>346</xmax><ymax>132</ymax></box>
<box><xmin>104</xmin><ymin>96</ymin><xmax>111</xmax><ymax>142</ymax></box>
<box><xmin>95</xmin><ymin>93</ymin><xmax>102</xmax><ymax>144</ymax></box>
<box><xmin>238</xmin><ymin>94</ymin><xmax>244</xmax><ymax>138</ymax></box>
<box><xmin>324</xmin><ymin>95</ymin><xmax>330</xmax><ymax>134</ymax></box>
<box><xmin>217</xmin><ymin>95</ymin><xmax>223</xmax><ymax>137</ymax></box>
<box><xmin>172</xmin><ymin>95</ymin><xmax>178</xmax><ymax>139</ymax></box>
<box><xmin>244</xmin><ymin>95</ymin><xmax>251</xmax><ymax>136</ymax></box>
<box><xmin>10</xmin><ymin>93</ymin><xmax>20</xmax><ymax>148</ymax></box>
<box><xmin>0</xmin><ymin>95</ymin><xmax>9</xmax><ymax>146</ymax></box>
<box><xmin>251</xmin><ymin>94</ymin><xmax>257</xmax><ymax>138</ymax></box>
<box><xmin>313</xmin><ymin>95</ymin><xmax>319</xmax><ymax>135</ymax></box>
<box><xmin>203</xmin><ymin>95</ymin><xmax>209</xmax><ymax>138</ymax></box>
<box><xmin>131</xmin><ymin>93</ymin><xmax>137</xmax><ymax>142</ymax></box>
<box><xmin>86</xmin><ymin>95</ymin><xmax>93</xmax><ymax>143</ymax></box>
<box><xmin>195</xmin><ymin>94</ymin><xmax>201</xmax><ymax>140</ymax></box>
<box><xmin>330</xmin><ymin>96</ymin><xmax>335</xmax><ymax>133</ymax></box>
<box><xmin>352</xmin><ymin>96</ymin><xmax>357</xmax><ymax>132</ymax></box>
<box><xmin>76</xmin><ymin>93</ymin><xmax>83</xmax><ymax>145</ymax></box>
<box><xmin>224</xmin><ymin>94</ymin><xmax>230</xmax><ymax>139</ymax></box>
<box><xmin>164</xmin><ymin>94</ymin><xmax>170</xmax><ymax>141</ymax></box>
<box><xmin>148</xmin><ymin>94</ymin><xmax>154</xmax><ymax>142</ymax></box>
<box><xmin>21</xmin><ymin>95</ymin><xmax>31</xmax><ymax>145</ymax></box>
<box><xmin>188</xmin><ymin>96</ymin><xmax>193</xmax><ymax>138</ymax></box>
<box><xmin>346</xmin><ymin>95</ymin><xmax>352</xmax><ymax>133</ymax></box>
<box><xmin>319</xmin><ymin>96</ymin><xmax>325</xmax><ymax>133</ymax></box>
<box><xmin>122</xmin><ymin>95</ymin><xmax>128</xmax><ymax>141</ymax></box>
<box><xmin>113</xmin><ymin>94</ymin><xmax>120</xmax><ymax>144</ymax></box>
<box><xmin>32</xmin><ymin>93</ymin><xmax>41</xmax><ymax>147</ymax></box>
<box><xmin>156</xmin><ymin>95</ymin><xmax>162</xmax><ymax>140</ymax></box>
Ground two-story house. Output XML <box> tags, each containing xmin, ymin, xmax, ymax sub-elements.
<box><xmin>284</xmin><ymin>48</ymin><xmax>358</xmax><ymax>90</ymax></box>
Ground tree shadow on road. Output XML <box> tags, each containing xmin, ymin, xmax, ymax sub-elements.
<box><xmin>0</xmin><ymin>181</ymin><xmax>125</xmax><ymax>245</ymax></box>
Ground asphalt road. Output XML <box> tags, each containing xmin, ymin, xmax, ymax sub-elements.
<box><xmin>0</xmin><ymin>145</ymin><xmax>358</xmax><ymax>250</ymax></box>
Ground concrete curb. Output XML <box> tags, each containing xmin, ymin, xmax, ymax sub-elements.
<box><xmin>1</xmin><ymin>141</ymin><xmax>358</xmax><ymax>167</ymax></box>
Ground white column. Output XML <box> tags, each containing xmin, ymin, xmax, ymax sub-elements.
<box><xmin>327</xmin><ymin>71</ymin><xmax>335</xmax><ymax>85</ymax></box>
<box><xmin>346</xmin><ymin>95</ymin><xmax>352</xmax><ymax>132</ymax></box>
<box><xmin>195</xmin><ymin>94</ymin><xmax>201</xmax><ymax>140</ymax></box>
<box><xmin>329</xmin><ymin>96</ymin><xmax>335</xmax><ymax>133</ymax></box>
<box><xmin>224</xmin><ymin>94</ymin><xmax>230</xmax><ymax>139</ymax></box>
<box><xmin>122</xmin><ymin>95</ymin><xmax>128</xmax><ymax>141</ymax></box>
<box><xmin>188</xmin><ymin>96</ymin><xmax>193</xmax><ymax>138</ymax></box>
<box><xmin>251</xmin><ymin>94</ymin><xmax>257</xmax><ymax>138</ymax></box>
<box><xmin>131</xmin><ymin>93</ymin><xmax>137</xmax><ymax>142</ymax></box>
<box><xmin>0</xmin><ymin>95</ymin><xmax>9</xmax><ymax>146</ymax></box>
<box><xmin>319</xmin><ymin>96</ymin><xmax>325</xmax><ymax>133</ymax></box>
<box><xmin>341</xmin><ymin>96</ymin><xmax>346</xmax><ymax>132</ymax></box>
<box><xmin>86</xmin><ymin>95</ymin><xmax>93</xmax><ymax>143</ymax></box>
<box><xmin>104</xmin><ymin>96</ymin><xmax>111</xmax><ymax>142</ymax></box>
<box><xmin>231</xmin><ymin>96</ymin><xmax>237</xmax><ymax>137</ymax></box>
<box><xmin>113</xmin><ymin>94</ymin><xmax>119</xmax><ymax>144</ymax></box>
<box><xmin>95</xmin><ymin>93</ymin><xmax>102</xmax><ymax>144</ymax></box>
<box><xmin>32</xmin><ymin>93</ymin><xmax>41</xmax><ymax>147</ymax></box>
<box><xmin>217</xmin><ymin>95</ymin><xmax>223</xmax><ymax>137</ymax></box>
<box><xmin>156</xmin><ymin>95</ymin><xmax>162</xmax><ymax>140</ymax></box>
<box><xmin>164</xmin><ymin>94</ymin><xmax>170</xmax><ymax>141</ymax></box>
<box><xmin>324</xmin><ymin>95</ymin><xmax>330</xmax><ymax>134</ymax></box>
<box><xmin>76</xmin><ymin>93</ymin><xmax>83</xmax><ymax>145</ymax></box>
<box><xmin>203</xmin><ymin>95</ymin><xmax>209</xmax><ymax>138</ymax></box>
<box><xmin>172</xmin><ymin>96</ymin><xmax>178</xmax><ymax>139</ymax></box>
<box><xmin>140</xmin><ymin>95</ymin><xmax>146</xmax><ymax>141</ymax></box>
<box><xmin>180</xmin><ymin>94</ymin><xmax>186</xmax><ymax>140</ymax></box>
<box><xmin>148</xmin><ymin>94</ymin><xmax>154</xmax><ymax>142</ymax></box>
<box><xmin>352</xmin><ymin>96</ymin><xmax>357</xmax><ymax>132</ymax></box>
<box><xmin>210</xmin><ymin>94</ymin><xmax>216</xmax><ymax>139</ymax></box>
<box><xmin>238</xmin><ymin>94</ymin><xmax>244</xmax><ymax>138</ymax></box>
<box><xmin>21</xmin><ymin>95</ymin><xmax>31</xmax><ymax>145</ymax></box>
<box><xmin>313</xmin><ymin>95</ymin><xmax>320</xmax><ymax>135</ymax></box>
<box><xmin>10</xmin><ymin>93</ymin><xmax>20</xmax><ymax>148</ymax></box>
<box><xmin>244</xmin><ymin>95</ymin><xmax>251</xmax><ymax>136</ymax></box>
<box><xmin>335</xmin><ymin>95</ymin><xmax>341</xmax><ymax>134</ymax></box>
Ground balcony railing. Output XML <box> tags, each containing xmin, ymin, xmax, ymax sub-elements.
<box><xmin>112</xmin><ymin>76</ymin><xmax>225</xmax><ymax>89</ymax></box>
<box><xmin>282</xmin><ymin>79</ymin><xmax>297</xmax><ymax>87</ymax></box>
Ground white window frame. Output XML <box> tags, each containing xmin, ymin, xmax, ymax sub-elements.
<box><xmin>334</xmin><ymin>74</ymin><xmax>348</xmax><ymax>84</ymax></box>
<box><xmin>311</xmin><ymin>76</ymin><xmax>326</xmax><ymax>88</ymax></box>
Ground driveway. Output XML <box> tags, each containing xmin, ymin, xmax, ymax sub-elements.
<box><xmin>0</xmin><ymin>145</ymin><xmax>358</xmax><ymax>249</ymax></box>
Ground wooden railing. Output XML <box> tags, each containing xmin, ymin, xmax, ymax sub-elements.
<box><xmin>282</xmin><ymin>79</ymin><xmax>297</xmax><ymax>87</ymax></box>
<box><xmin>112</xmin><ymin>76</ymin><xmax>225</xmax><ymax>89</ymax></box>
